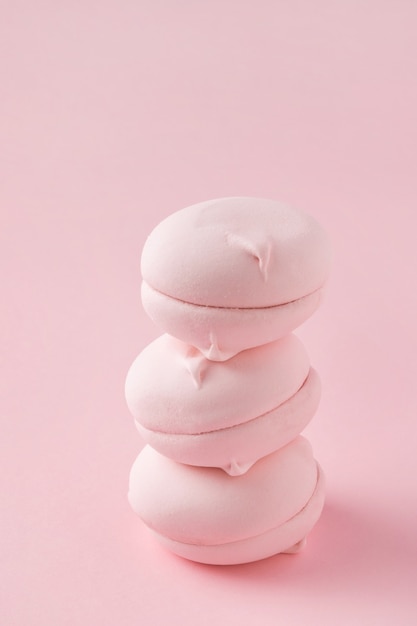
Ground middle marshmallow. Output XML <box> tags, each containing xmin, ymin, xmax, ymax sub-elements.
<box><xmin>125</xmin><ymin>334</ymin><xmax>321</xmax><ymax>475</ymax></box>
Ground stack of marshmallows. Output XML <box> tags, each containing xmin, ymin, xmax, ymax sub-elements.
<box><xmin>126</xmin><ymin>197</ymin><xmax>331</xmax><ymax>565</ymax></box>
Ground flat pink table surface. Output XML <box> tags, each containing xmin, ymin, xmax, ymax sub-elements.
<box><xmin>1</xmin><ymin>2</ymin><xmax>416</xmax><ymax>624</ymax></box>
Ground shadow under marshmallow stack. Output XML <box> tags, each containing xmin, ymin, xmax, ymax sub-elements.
<box><xmin>126</xmin><ymin>197</ymin><xmax>331</xmax><ymax>565</ymax></box>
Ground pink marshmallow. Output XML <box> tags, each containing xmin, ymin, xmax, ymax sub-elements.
<box><xmin>126</xmin><ymin>333</ymin><xmax>320</xmax><ymax>473</ymax></box>
<box><xmin>128</xmin><ymin>437</ymin><xmax>325</xmax><ymax>565</ymax></box>
<box><xmin>141</xmin><ymin>197</ymin><xmax>331</xmax><ymax>359</ymax></box>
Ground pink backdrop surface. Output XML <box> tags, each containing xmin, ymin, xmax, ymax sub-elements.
<box><xmin>1</xmin><ymin>2</ymin><xmax>416</xmax><ymax>624</ymax></box>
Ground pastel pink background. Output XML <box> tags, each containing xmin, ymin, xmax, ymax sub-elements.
<box><xmin>1</xmin><ymin>1</ymin><xmax>416</xmax><ymax>624</ymax></box>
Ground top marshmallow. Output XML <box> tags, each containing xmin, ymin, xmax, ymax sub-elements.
<box><xmin>141</xmin><ymin>197</ymin><xmax>331</xmax><ymax>308</ymax></box>
<box><xmin>141</xmin><ymin>197</ymin><xmax>331</xmax><ymax>359</ymax></box>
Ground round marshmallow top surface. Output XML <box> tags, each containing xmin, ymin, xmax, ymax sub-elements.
<box><xmin>141</xmin><ymin>197</ymin><xmax>331</xmax><ymax>308</ymax></box>
<box><xmin>125</xmin><ymin>333</ymin><xmax>310</xmax><ymax>434</ymax></box>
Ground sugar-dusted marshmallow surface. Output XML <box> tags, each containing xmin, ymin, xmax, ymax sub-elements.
<box><xmin>141</xmin><ymin>197</ymin><xmax>331</xmax><ymax>359</ymax></box>
<box><xmin>126</xmin><ymin>333</ymin><xmax>320</xmax><ymax>474</ymax></box>
<box><xmin>128</xmin><ymin>437</ymin><xmax>325</xmax><ymax>565</ymax></box>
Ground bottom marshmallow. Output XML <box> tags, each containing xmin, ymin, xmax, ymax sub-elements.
<box><xmin>128</xmin><ymin>437</ymin><xmax>325</xmax><ymax>564</ymax></box>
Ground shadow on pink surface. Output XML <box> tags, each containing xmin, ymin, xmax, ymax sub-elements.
<box><xmin>158</xmin><ymin>496</ymin><xmax>417</xmax><ymax>595</ymax></box>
